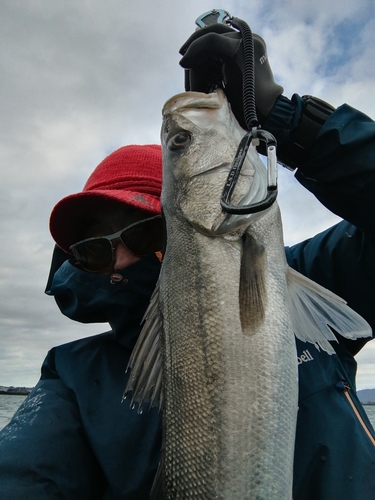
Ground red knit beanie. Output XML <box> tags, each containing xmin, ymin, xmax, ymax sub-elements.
<box><xmin>50</xmin><ymin>144</ymin><xmax>162</xmax><ymax>253</ymax></box>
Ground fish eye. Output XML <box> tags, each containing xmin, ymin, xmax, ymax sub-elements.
<box><xmin>168</xmin><ymin>131</ymin><xmax>191</xmax><ymax>150</ymax></box>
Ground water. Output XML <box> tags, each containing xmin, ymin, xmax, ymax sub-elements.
<box><xmin>365</xmin><ymin>404</ymin><xmax>375</xmax><ymax>429</ymax></box>
<box><xmin>0</xmin><ymin>395</ymin><xmax>27</xmax><ymax>431</ymax></box>
<box><xmin>1</xmin><ymin>395</ymin><xmax>375</xmax><ymax>432</ymax></box>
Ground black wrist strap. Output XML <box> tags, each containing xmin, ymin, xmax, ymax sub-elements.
<box><xmin>278</xmin><ymin>95</ymin><xmax>336</xmax><ymax>170</ymax></box>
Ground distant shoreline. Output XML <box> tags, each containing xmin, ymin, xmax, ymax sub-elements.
<box><xmin>1</xmin><ymin>387</ymin><xmax>374</xmax><ymax>401</ymax></box>
<box><xmin>0</xmin><ymin>387</ymin><xmax>33</xmax><ymax>396</ymax></box>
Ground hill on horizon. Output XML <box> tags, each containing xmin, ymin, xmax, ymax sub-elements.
<box><xmin>358</xmin><ymin>388</ymin><xmax>375</xmax><ymax>403</ymax></box>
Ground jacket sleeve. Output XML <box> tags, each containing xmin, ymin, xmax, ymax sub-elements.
<box><xmin>295</xmin><ymin>102</ymin><xmax>375</xmax><ymax>239</ymax></box>
<box><xmin>0</xmin><ymin>349</ymin><xmax>105</xmax><ymax>500</ymax></box>
<box><xmin>266</xmin><ymin>95</ymin><xmax>375</xmax><ymax>239</ymax></box>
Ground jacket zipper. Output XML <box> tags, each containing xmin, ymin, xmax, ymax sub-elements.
<box><xmin>338</xmin><ymin>381</ymin><xmax>375</xmax><ymax>447</ymax></box>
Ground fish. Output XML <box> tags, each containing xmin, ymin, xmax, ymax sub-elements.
<box><xmin>125</xmin><ymin>89</ymin><xmax>371</xmax><ymax>499</ymax></box>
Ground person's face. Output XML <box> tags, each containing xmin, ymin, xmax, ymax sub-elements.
<box><xmin>72</xmin><ymin>204</ymin><xmax>160</xmax><ymax>275</ymax></box>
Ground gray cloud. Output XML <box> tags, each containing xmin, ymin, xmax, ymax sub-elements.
<box><xmin>0</xmin><ymin>0</ymin><xmax>374</xmax><ymax>388</ymax></box>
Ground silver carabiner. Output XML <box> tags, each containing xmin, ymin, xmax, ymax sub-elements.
<box><xmin>195</xmin><ymin>9</ymin><xmax>232</xmax><ymax>28</ymax></box>
<box><xmin>220</xmin><ymin>129</ymin><xmax>278</xmax><ymax>214</ymax></box>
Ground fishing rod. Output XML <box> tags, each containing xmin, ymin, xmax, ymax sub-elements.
<box><xmin>194</xmin><ymin>9</ymin><xmax>278</xmax><ymax>215</ymax></box>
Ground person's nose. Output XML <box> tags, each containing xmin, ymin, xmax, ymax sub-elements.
<box><xmin>113</xmin><ymin>241</ymin><xmax>140</xmax><ymax>271</ymax></box>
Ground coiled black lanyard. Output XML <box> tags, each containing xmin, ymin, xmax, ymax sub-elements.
<box><xmin>195</xmin><ymin>10</ymin><xmax>278</xmax><ymax>214</ymax></box>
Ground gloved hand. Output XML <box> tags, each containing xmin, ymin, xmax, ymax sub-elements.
<box><xmin>179</xmin><ymin>24</ymin><xmax>284</xmax><ymax>129</ymax></box>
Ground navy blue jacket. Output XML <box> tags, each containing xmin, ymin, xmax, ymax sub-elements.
<box><xmin>1</xmin><ymin>98</ymin><xmax>374</xmax><ymax>499</ymax></box>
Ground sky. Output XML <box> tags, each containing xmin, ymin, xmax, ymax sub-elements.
<box><xmin>1</xmin><ymin>0</ymin><xmax>374</xmax><ymax>389</ymax></box>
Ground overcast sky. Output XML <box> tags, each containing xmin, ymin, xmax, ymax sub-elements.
<box><xmin>1</xmin><ymin>0</ymin><xmax>374</xmax><ymax>389</ymax></box>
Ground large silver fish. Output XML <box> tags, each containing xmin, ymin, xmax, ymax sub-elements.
<box><xmin>125</xmin><ymin>89</ymin><xmax>371</xmax><ymax>499</ymax></box>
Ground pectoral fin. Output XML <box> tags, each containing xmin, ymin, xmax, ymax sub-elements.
<box><xmin>240</xmin><ymin>234</ymin><xmax>267</xmax><ymax>333</ymax></box>
<box><xmin>123</xmin><ymin>280</ymin><xmax>163</xmax><ymax>411</ymax></box>
<box><xmin>287</xmin><ymin>266</ymin><xmax>372</xmax><ymax>354</ymax></box>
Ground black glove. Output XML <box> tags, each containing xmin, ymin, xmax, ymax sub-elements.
<box><xmin>180</xmin><ymin>25</ymin><xmax>284</xmax><ymax>129</ymax></box>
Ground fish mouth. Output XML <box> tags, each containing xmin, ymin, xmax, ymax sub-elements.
<box><xmin>162</xmin><ymin>90</ymin><xmax>235</xmax><ymax>132</ymax></box>
<box><xmin>162</xmin><ymin>90</ymin><xmax>224</xmax><ymax>116</ymax></box>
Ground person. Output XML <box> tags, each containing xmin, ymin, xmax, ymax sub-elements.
<box><xmin>0</xmin><ymin>29</ymin><xmax>374</xmax><ymax>500</ymax></box>
<box><xmin>0</xmin><ymin>144</ymin><xmax>164</xmax><ymax>499</ymax></box>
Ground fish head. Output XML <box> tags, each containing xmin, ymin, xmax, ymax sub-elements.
<box><xmin>161</xmin><ymin>89</ymin><xmax>269</xmax><ymax>237</ymax></box>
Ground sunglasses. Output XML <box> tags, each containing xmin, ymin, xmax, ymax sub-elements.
<box><xmin>70</xmin><ymin>215</ymin><xmax>164</xmax><ymax>272</ymax></box>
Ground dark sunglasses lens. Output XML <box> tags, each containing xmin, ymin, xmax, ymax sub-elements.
<box><xmin>72</xmin><ymin>238</ymin><xmax>113</xmax><ymax>272</ymax></box>
<box><xmin>120</xmin><ymin>217</ymin><xmax>164</xmax><ymax>256</ymax></box>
